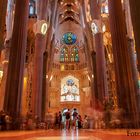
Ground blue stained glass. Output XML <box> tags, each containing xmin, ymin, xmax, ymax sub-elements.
<box><xmin>66</xmin><ymin>79</ymin><xmax>74</xmax><ymax>86</ymax></box>
<box><xmin>29</xmin><ymin>6</ymin><xmax>34</xmax><ymax>15</ymax></box>
<box><xmin>63</xmin><ymin>32</ymin><xmax>77</xmax><ymax>45</ymax></box>
<box><xmin>75</xmin><ymin>54</ymin><xmax>79</xmax><ymax>62</ymax></box>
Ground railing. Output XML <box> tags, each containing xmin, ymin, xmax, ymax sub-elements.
<box><xmin>52</xmin><ymin>63</ymin><xmax>87</xmax><ymax>70</ymax></box>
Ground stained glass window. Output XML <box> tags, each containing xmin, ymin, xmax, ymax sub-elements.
<box><xmin>29</xmin><ymin>0</ymin><xmax>36</xmax><ymax>16</ymax></box>
<box><xmin>29</xmin><ymin>5</ymin><xmax>34</xmax><ymax>15</ymax></box>
<box><xmin>60</xmin><ymin>48</ymin><xmax>64</xmax><ymax>62</ymax></box>
<box><xmin>71</xmin><ymin>47</ymin><xmax>79</xmax><ymax>62</ymax></box>
<box><xmin>75</xmin><ymin>54</ymin><xmax>79</xmax><ymax>62</ymax></box>
<box><xmin>61</xmin><ymin>76</ymin><xmax>80</xmax><ymax>102</ymax></box>
<box><xmin>60</xmin><ymin>47</ymin><xmax>79</xmax><ymax>63</ymax></box>
<box><xmin>60</xmin><ymin>47</ymin><xmax>69</xmax><ymax>62</ymax></box>
<box><xmin>62</xmin><ymin>32</ymin><xmax>77</xmax><ymax>45</ymax></box>
<box><xmin>66</xmin><ymin>79</ymin><xmax>74</xmax><ymax>86</ymax></box>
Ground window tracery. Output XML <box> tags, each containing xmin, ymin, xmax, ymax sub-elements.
<box><xmin>61</xmin><ymin>76</ymin><xmax>80</xmax><ymax>102</ymax></box>
<box><xmin>60</xmin><ymin>47</ymin><xmax>79</xmax><ymax>63</ymax></box>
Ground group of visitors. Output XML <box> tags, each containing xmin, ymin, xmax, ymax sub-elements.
<box><xmin>0</xmin><ymin>110</ymin><xmax>12</xmax><ymax>130</ymax></box>
<box><xmin>52</xmin><ymin>108</ymin><xmax>89</xmax><ymax>130</ymax></box>
<box><xmin>64</xmin><ymin>108</ymin><xmax>82</xmax><ymax>130</ymax></box>
<box><xmin>0</xmin><ymin>109</ymin><xmax>91</xmax><ymax>131</ymax></box>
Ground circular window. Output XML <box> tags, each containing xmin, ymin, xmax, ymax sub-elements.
<box><xmin>62</xmin><ymin>32</ymin><xmax>77</xmax><ymax>45</ymax></box>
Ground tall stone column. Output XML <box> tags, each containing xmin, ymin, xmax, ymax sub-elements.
<box><xmin>80</xmin><ymin>1</ymin><xmax>98</xmax><ymax>109</ymax></box>
<box><xmin>91</xmin><ymin>51</ymin><xmax>99</xmax><ymax>109</ymax></box>
<box><xmin>91</xmin><ymin>52</ymin><xmax>97</xmax><ymax>97</ymax></box>
<box><xmin>32</xmin><ymin>0</ymin><xmax>48</xmax><ymax>121</ymax></box>
<box><xmin>32</xmin><ymin>33</ymin><xmax>46</xmax><ymax>121</ymax></box>
<box><xmin>0</xmin><ymin>48</ymin><xmax>9</xmax><ymax>110</ymax></box>
<box><xmin>0</xmin><ymin>0</ymin><xmax>14</xmax><ymax>111</ymax></box>
<box><xmin>91</xmin><ymin>0</ymin><xmax>108</xmax><ymax>102</ymax></box>
<box><xmin>0</xmin><ymin>0</ymin><xmax>7</xmax><ymax>50</ymax></box>
<box><xmin>44</xmin><ymin>0</ymin><xmax>58</xmax><ymax>115</ymax></box>
<box><xmin>124</xmin><ymin>0</ymin><xmax>140</xmax><ymax>112</ymax></box>
<box><xmin>4</xmin><ymin>0</ymin><xmax>29</xmax><ymax>120</ymax></box>
<box><xmin>129</xmin><ymin>0</ymin><xmax>140</xmax><ymax>73</ymax></box>
<box><xmin>42</xmin><ymin>51</ymin><xmax>48</xmax><ymax>120</ymax></box>
<box><xmin>108</xmin><ymin>0</ymin><xmax>139</xmax><ymax>128</ymax></box>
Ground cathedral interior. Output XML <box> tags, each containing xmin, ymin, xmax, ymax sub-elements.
<box><xmin>0</xmin><ymin>0</ymin><xmax>140</xmax><ymax>139</ymax></box>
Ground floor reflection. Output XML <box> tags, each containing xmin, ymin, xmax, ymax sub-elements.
<box><xmin>26</xmin><ymin>136</ymin><xmax>90</xmax><ymax>140</ymax></box>
<box><xmin>0</xmin><ymin>129</ymin><xmax>140</xmax><ymax>140</ymax></box>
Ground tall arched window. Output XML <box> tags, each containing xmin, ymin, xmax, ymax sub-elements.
<box><xmin>29</xmin><ymin>0</ymin><xmax>36</xmax><ymax>16</ymax></box>
<box><xmin>74</xmin><ymin>47</ymin><xmax>79</xmax><ymax>62</ymax></box>
<box><xmin>60</xmin><ymin>48</ymin><xmax>65</xmax><ymax>62</ymax></box>
<box><xmin>71</xmin><ymin>47</ymin><xmax>79</xmax><ymax>62</ymax></box>
<box><xmin>61</xmin><ymin>76</ymin><xmax>80</xmax><ymax>102</ymax></box>
<box><xmin>29</xmin><ymin>5</ymin><xmax>34</xmax><ymax>15</ymax></box>
<box><xmin>60</xmin><ymin>47</ymin><xmax>69</xmax><ymax>62</ymax></box>
<box><xmin>60</xmin><ymin>47</ymin><xmax>79</xmax><ymax>63</ymax></box>
<box><xmin>65</xmin><ymin>48</ymin><xmax>69</xmax><ymax>62</ymax></box>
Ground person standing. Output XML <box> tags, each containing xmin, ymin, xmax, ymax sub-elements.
<box><xmin>83</xmin><ymin>115</ymin><xmax>88</xmax><ymax>129</ymax></box>
<box><xmin>72</xmin><ymin>108</ymin><xmax>78</xmax><ymax>130</ymax></box>
<box><xmin>65</xmin><ymin>109</ymin><xmax>70</xmax><ymax>130</ymax></box>
<box><xmin>58</xmin><ymin>111</ymin><xmax>62</xmax><ymax>129</ymax></box>
<box><xmin>54</xmin><ymin>113</ymin><xmax>59</xmax><ymax>129</ymax></box>
<box><xmin>78</xmin><ymin>115</ymin><xmax>82</xmax><ymax>129</ymax></box>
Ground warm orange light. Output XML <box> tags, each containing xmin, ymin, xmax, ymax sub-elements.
<box><xmin>61</xmin><ymin>65</ymin><xmax>65</xmax><ymax>71</ymax></box>
<box><xmin>0</xmin><ymin>70</ymin><xmax>3</xmax><ymax>82</ymax></box>
<box><xmin>2</xmin><ymin>60</ymin><xmax>9</xmax><ymax>64</ymax></box>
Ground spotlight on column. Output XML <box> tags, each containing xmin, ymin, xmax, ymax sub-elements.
<box><xmin>33</xmin><ymin>20</ymin><xmax>48</xmax><ymax>35</ymax></box>
<box><xmin>0</xmin><ymin>69</ymin><xmax>3</xmax><ymax>83</ymax></box>
<box><xmin>41</xmin><ymin>23</ymin><xmax>48</xmax><ymax>35</ymax></box>
<box><xmin>102</xmin><ymin>24</ymin><xmax>106</xmax><ymax>33</ymax></box>
<box><xmin>91</xmin><ymin>20</ymin><xmax>106</xmax><ymax>35</ymax></box>
<box><xmin>91</xmin><ymin>21</ymin><xmax>99</xmax><ymax>35</ymax></box>
<box><xmin>2</xmin><ymin>60</ymin><xmax>9</xmax><ymax>65</ymax></box>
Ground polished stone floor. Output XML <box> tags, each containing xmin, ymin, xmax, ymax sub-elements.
<box><xmin>0</xmin><ymin>129</ymin><xmax>140</xmax><ymax>140</ymax></box>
